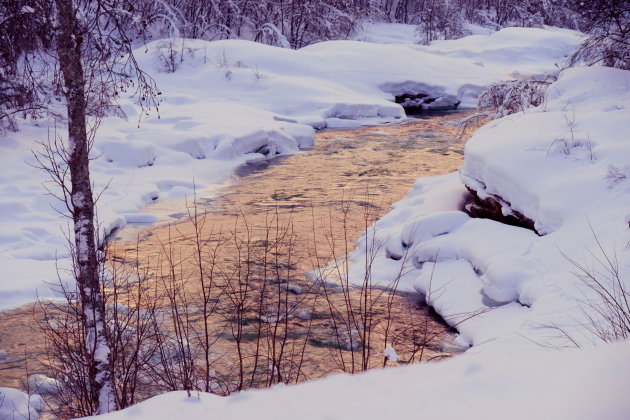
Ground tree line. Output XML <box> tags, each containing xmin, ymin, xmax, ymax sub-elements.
<box><xmin>1</xmin><ymin>0</ymin><xmax>627</xmax><ymax>130</ymax></box>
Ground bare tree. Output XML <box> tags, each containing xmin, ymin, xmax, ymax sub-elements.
<box><xmin>0</xmin><ymin>0</ymin><xmax>160</xmax><ymax>414</ymax></box>
<box><xmin>568</xmin><ymin>0</ymin><xmax>629</xmax><ymax>70</ymax></box>
<box><xmin>53</xmin><ymin>1</ymin><xmax>116</xmax><ymax>412</ymax></box>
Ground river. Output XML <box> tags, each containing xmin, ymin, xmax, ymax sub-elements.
<box><xmin>0</xmin><ymin>110</ymin><xmax>483</xmax><ymax>405</ymax></box>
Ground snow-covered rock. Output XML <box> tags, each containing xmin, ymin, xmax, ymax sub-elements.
<box><xmin>0</xmin><ymin>387</ymin><xmax>43</xmax><ymax>420</ymax></box>
<box><xmin>27</xmin><ymin>374</ymin><xmax>62</xmax><ymax>396</ymax></box>
<box><xmin>348</xmin><ymin>65</ymin><xmax>630</xmax><ymax>351</ymax></box>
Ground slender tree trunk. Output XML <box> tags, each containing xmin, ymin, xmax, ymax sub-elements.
<box><xmin>54</xmin><ymin>0</ymin><xmax>115</xmax><ymax>414</ymax></box>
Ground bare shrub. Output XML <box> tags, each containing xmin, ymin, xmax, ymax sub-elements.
<box><xmin>308</xmin><ymin>194</ymin><xmax>453</xmax><ymax>373</ymax></box>
<box><xmin>38</xmin><ymin>241</ymin><xmax>160</xmax><ymax>418</ymax></box>
<box><xmin>568</xmin><ymin>0</ymin><xmax>630</xmax><ymax>71</ymax></box>
<box><xmin>39</xmin><ymin>192</ymin><xmax>458</xmax><ymax>416</ymax></box>
<box><xmin>570</xmin><ymin>32</ymin><xmax>630</xmax><ymax>71</ymax></box>
<box><xmin>546</xmin><ymin>109</ymin><xmax>595</xmax><ymax>162</ymax></box>
<box><xmin>564</xmin><ymin>230</ymin><xmax>630</xmax><ymax>343</ymax></box>
<box><xmin>606</xmin><ymin>164</ymin><xmax>630</xmax><ymax>189</ymax></box>
<box><xmin>477</xmin><ymin>74</ymin><xmax>557</xmax><ymax>118</ymax></box>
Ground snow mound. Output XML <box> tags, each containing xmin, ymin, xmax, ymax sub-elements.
<box><xmin>27</xmin><ymin>374</ymin><xmax>61</xmax><ymax>396</ymax></box>
<box><xmin>100</xmin><ymin>140</ymin><xmax>156</xmax><ymax>168</ymax></box>
<box><xmin>0</xmin><ymin>27</ymin><xmax>583</xmax><ymax>309</ymax></box>
<box><xmin>0</xmin><ymin>387</ymin><xmax>43</xmax><ymax>420</ymax></box>
<box><xmin>426</xmin><ymin>26</ymin><xmax>584</xmax><ymax>77</ymax></box>
<box><xmin>349</xmin><ymin>66</ymin><xmax>630</xmax><ymax>351</ymax></box>
<box><xmin>91</xmin><ymin>339</ymin><xmax>630</xmax><ymax>420</ymax></box>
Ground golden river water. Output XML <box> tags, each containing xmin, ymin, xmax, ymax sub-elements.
<box><xmin>0</xmin><ymin>110</ymin><xmax>485</xmax><ymax>405</ymax></box>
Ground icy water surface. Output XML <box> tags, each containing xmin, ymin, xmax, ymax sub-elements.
<box><xmin>0</xmin><ymin>110</ymin><xmax>483</xmax><ymax>398</ymax></box>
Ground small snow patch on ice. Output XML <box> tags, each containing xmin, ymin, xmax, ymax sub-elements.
<box><xmin>28</xmin><ymin>374</ymin><xmax>61</xmax><ymax>395</ymax></box>
<box><xmin>384</xmin><ymin>345</ymin><xmax>399</xmax><ymax>363</ymax></box>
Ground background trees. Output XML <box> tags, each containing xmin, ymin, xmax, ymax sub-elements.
<box><xmin>569</xmin><ymin>0</ymin><xmax>629</xmax><ymax>70</ymax></box>
<box><xmin>86</xmin><ymin>0</ymin><xmax>625</xmax><ymax>66</ymax></box>
<box><xmin>0</xmin><ymin>0</ymin><xmax>53</xmax><ymax>132</ymax></box>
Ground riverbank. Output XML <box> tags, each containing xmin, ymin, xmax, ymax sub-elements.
<box><xmin>0</xmin><ymin>112</ymin><xmax>478</xmax><ymax>409</ymax></box>
<box><xmin>0</xmin><ymin>27</ymin><xmax>583</xmax><ymax>310</ymax></box>
<box><xmin>90</xmin><ymin>63</ymin><xmax>630</xmax><ymax>420</ymax></box>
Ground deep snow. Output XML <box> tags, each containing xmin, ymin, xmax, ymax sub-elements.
<box><xmin>90</xmin><ymin>338</ymin><xmax>630</xmax><ymax>420</ymax></box>
<box><xmin>0</xmin><ymin>26</ymin><xmax>583</xmax><ymax>310</ymax></box>
<box><xmin>3</xmin><ymin>22</ymin><xmax>629</xmax><ymax>420</ymax></box>
<box><xmin>347</xmin><ymin>66</ymin><xmax>630</xmax><ymax>352</ymax></box>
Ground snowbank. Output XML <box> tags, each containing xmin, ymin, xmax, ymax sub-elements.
<box><xmin>0</xmin><ymin>27</ymin><xmax>582</xmax><ymax>309</ymax></box>
<box><xmin>89</xmin><ymin>43</ymin><xmax>630</xmax><ymax>420</ymax></box>
<box><xmin>354</xmin><ymin>22</ymin><xmax>420</xmax><ymax>44</ymax></box>
<box><xmin>0</xmin><ymin>387</ymin><xmax>43</xmax><ymax>420</ymax></box>
<box><xmin>348</xmin><ymin>66</ymin><xmax>630</xmax><ymax>351</ymax></box>
<box><xmin>92</xmin><ymin>338</ymin><xmax>630</xmax><ymax>420</ymax></box>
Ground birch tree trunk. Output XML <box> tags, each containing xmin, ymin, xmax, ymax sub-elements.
<box><xmin>54</xmin><ymin>0</ymin><xmax>115</xmax><ymax>414</ymax></box>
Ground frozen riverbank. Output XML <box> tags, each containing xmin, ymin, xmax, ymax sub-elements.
<box><xmin>0</xmin><ymin>26</ymin><xmax>582</xmax><ymax>309</ymax></box>
<box><xmin>348</xmin><ymin>66</ymin><xmax>630</xmax><ymax>352</ymax></box>
<box><xmin>88</xmin><ymin>54</ymin><xmax>630</xmax><ymax>420</ymax></box>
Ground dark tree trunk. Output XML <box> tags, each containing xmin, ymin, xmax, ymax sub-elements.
<box><xmin>54</xmin><ymin>0</ymin><xmax>115</xmax><ymax>414</ymax></box>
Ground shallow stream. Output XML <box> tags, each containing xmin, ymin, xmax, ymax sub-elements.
<box><xmin>0</xmin><ymin>110</ymin><xmax>483</xmax><ymax>398</ymax></box>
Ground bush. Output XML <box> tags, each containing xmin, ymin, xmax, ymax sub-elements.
<box><xmin>564</xmin><ymin>232</ymin><xmax>630</xmax><ymax>343</ymax></box>
<box><xmin>477</xmin><ymin>74</ymin><xmax>556</xmax><ymax>118</ymax></box>
<box><xmin>569</xmin><ymin>0</ymin><xmax>630</xmax><ymax>70</ymax></box>
<box><xmin>38</xmin><ymin>197</ymin><xmax>452</xmax><ymax>416</ymax></box>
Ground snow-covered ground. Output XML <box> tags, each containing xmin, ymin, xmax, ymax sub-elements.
<box><xmin>87</xmin><ymin>338</ymin><xmax>630</xmax><ymax>420</ymax></box>
<box><xmin>5</xmin><ymin>338</ymin><xmax>629</xmax><ymax>420</ymax></box>
<box><xmin>5</xmin><ymin>22</ymin><xmax>630</xmax><ymax>420</ymax></box>
<box><xmin>348</xmin><ymin>65</ymin><xmax>630</xmax><ymax>353</ymax></box>
<box><xmin>0</xmin><ymin>25</ymin><xmax>583</xmax><ymax>309</ymax></box>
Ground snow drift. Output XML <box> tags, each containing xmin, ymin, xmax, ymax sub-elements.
<box><xmin>348</xmin><ymin>66</ymin><xmax>630</xmax><ymax>351</ymax></box>
<box><xmin>91</xmin><ymin>338</ymin><xmax>630</xmax><ymax>420</ymax></box>
<box><xmin>0</xmin><ymin>26</ymin><xmax>583</xmax><ymax>309</ymax></box>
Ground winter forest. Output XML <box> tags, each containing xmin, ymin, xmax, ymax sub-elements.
<box><xmin>0</xmin><ymin>0</ymin><xmax>629</xmax><ymax>419</ymax></box>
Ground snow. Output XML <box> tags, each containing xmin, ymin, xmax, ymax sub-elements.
<box><xmin>383</xmin><ymin>345</ymin><xmax>399</xmax><ymax>363</ymax></box>
<box><xmin>347</xmin><ymin>65</ymin><xmax>630</xmax><ymax>351</ymax></box>
<box><xmin>0</xmin><ymin>17</ymin><xmax>627</xmax><ymax>420</ymax></box>
<box><xmin>426</xmin><ymin>27</ymin><xmax>583</xmax><ymax>77</ymax></box>
<box><xmin>0</xmin><ymin>387</ymin><xmax>43</xmax><ymax>420</ymax></box>
<box><xmin>27</xmin><ymin>374</ymin><xmax>61</xmax><ymax>396</ymax></box>
<box><xmin>0</xmin><ymin>26</ymin><xmax>584</xmax><ymax>310</ymax></box>
<box><xmin>354</xmin><ymin>22</ymin><xmax>420</xmax><ymax>44</ymax></box>
<box><xmin>92</xmin><ymin>338</ymin><xmax>630</xmax><ymax>420</ymax></box>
